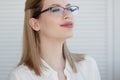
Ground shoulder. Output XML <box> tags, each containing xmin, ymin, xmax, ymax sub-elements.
<box><xmin>73</xmin><ymin>54</ymin><xmax>98</xmax><ymax>70</ymax></box>
<box><xmin>72</xmin><ymin>54</ymin><xmax>101</xmax><ymax>80</ymax></box>
<box><xmin>9</xmin><ymin>64</ymin><xmax>41</xmax><ymax>80</ymax></box>
<box><xmin>9</xmin><ymin>65</ymin><xmax>30</xmax><ymax>80</ymax></box>
<box><xmin>71</xmin><ymin>53</ymin><xmax>97</xmax><ymax>66</ymax></box>
<box><xmin>12</xmin><ymin>64</ymin><xmax>30</xmax><ymax>73</ymax></box>
<box><xmin>79</xmin><ymin>55</ymin><xmax>97</xmax><ymax>66</ymax></box>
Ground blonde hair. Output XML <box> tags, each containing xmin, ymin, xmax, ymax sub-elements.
<box><xmin>18</xmin><ymin>0</ymin><xmax>84</xmax><ymax>76</ymax></box>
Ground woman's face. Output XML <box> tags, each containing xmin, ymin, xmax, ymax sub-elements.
<box><xmin>38</xmin><ymin>0</ymin><xmax>74</xmax><ymax>40</ymax></box>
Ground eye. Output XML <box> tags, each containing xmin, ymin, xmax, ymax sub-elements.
<box><xmin>51</xmin><ymin>7</ymin><xmax>61</xmax><ymax>12</ymax></box>
<box><xmin>68</xmin><ymin>6</ymin><xmax>79</xmax><ymax>12</ymax></box>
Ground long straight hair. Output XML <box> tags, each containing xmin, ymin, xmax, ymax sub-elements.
<box><xmin>18</xmin><ymin>0</ymin><xmax>84</xmax><ymax>76</ymax></box>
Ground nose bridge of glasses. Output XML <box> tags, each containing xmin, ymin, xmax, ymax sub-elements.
<box><xmin>63</xmin><ymin>8</ymin><xmax>73</xmax><ymax>18</ymax></box>
<box><xmin>64</xmin><ymin>7</ymin><xmax>70</xmax><ymax>12</ymax></box>
<box><xmin>63</xmin><ymin>7</ymin><xmax>72</xmax><ymax>15</ymax></box>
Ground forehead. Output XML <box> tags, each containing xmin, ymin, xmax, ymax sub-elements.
<box><xmin>43</xmin><ymin>0</ymin><xmax>70</xmax><ymax>8</ymax></box>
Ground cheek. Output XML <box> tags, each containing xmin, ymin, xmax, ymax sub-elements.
<box><xmin>40</xmin><ymin>14</ymin><xmax>61</xmax><ymax>27</ymax></box>
<box><xmin>39</xmin><ymin>17</ymin><xmax>63</xmax><ymax>37</ymax></box>
<box><xmin>39</xmin><ymin>15</ymin><xmax>73</xmax><ymax>38</ymax></box>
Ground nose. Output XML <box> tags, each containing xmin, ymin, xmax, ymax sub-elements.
<box><xmin>63</xmin><ymin>10</ymin><xmax>73</xmax><ymax>20</ymax></box>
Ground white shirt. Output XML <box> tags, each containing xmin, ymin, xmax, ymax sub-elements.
<box><xmin>9</xmin><ymin>56</ymin><xmax>101</xmax><ymax>80</ymax></box>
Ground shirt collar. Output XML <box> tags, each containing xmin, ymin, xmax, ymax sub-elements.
<box><xmin>40</xmin><ymin>58</ymin><xmax>86</xmax><ymax>80</ymax></box>
<box><xmin>40</xmin><ymin>58</ymin><xmax>73</xmax><ymax>77</ymax></box>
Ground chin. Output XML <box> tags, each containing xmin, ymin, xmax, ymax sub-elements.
<box><xmin>65</xmin><ymin>33</ymin><xmax>73</xmax><ymax>39</ymax></box>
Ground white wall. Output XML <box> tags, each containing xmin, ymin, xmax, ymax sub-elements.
<box><xmin>114</xmin><ymin>0</ymin><xmax>120</xmax><ymax>80</ymax></box>
<box><xmin>0</xmin><ymin>0</ymin><xmax>24</xmax><ymax>80</ymax></box>
<box><xmin>0</xmin><ymin>0</ymin><xmax>119</xmax><ymax>80</ymax></box>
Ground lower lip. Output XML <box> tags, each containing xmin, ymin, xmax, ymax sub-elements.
<box><xmin>60</xmin><ymin>25</ymin><xmax>73</xmax><ymax>28</ymax></box>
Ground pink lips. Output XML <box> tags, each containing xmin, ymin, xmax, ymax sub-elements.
<box><xmin>60</xmin><ymin>22</ymin><xmax>73</xmax><ymax>28</ymax></box>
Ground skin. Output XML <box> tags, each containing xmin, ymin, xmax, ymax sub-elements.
<box><xmin>39</xmin><ymin>0</ymin><xmax>74</xmax><ymax>39</ymax></box>
<box><xmin>29</xmin><ymin>0</ymin><xmax>74</xmax><ymax>80</ymax></box>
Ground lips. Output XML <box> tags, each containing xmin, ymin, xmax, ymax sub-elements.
<box><xmin>60</xmin><ymin>22</ymin><xmax>73</xmax><ymax>28</ymax></box>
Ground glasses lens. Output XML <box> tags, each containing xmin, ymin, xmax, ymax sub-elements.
<box><xmin>68</xmin><ymin>6</ymin><xmax>79</xmax><ymax>16</ymax></box>
<box><xmin>50</xmin><ymin>6</ymin><xmax>79</xmax><ymax>17</ymax></box>
<box><xmin>50</xmin><ymin>7</ymin><xmax>63</xmax><ymax>16</ymax></box>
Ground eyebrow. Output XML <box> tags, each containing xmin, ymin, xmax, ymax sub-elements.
<box><xmin>50</xmin><ymin>3</ymin><xmax>71</xmax><ymax>7</ymax></box>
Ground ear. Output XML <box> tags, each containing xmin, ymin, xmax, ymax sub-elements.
<box><xmin>29</xmin><ymin>18</ymin><xmax>41</xmax><ymax>31</ymax></box>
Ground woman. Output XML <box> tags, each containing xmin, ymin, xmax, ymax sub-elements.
<box><xmin>9</xmin><ymin>0</ymin><xmax>101</xmax><ymax>80</ymax></box>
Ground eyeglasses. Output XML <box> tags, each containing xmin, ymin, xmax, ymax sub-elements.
<box><xmin>33</xmin><ymin>5</ymin><xmax>79</xmax><ymax>18</ymax></box>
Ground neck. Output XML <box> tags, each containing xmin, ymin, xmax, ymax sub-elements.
<box><xmin>40</xmin><ymin>36</ymin><xmax>65</xmax><ymax>72</ymax></box>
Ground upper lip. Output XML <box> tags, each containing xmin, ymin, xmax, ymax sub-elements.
<box><xmin>60</xmin><ymin>22</ymin><xmax>73</xmax><ymax>26</ymax></box>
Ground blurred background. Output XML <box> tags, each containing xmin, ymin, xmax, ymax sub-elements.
<box><xmin>0</xmin><ymin>0</ymin><xmax>120</xmax><ymax>80</ymax></box>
